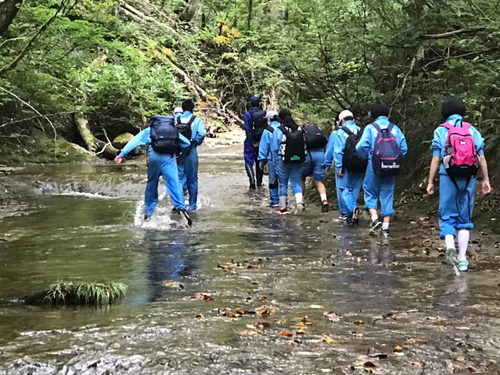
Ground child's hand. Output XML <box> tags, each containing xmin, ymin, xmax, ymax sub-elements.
<box><xmin>427</xmin><ymin>183</ymin><xmax>435</xmax><ymax>195</ymax></box>
<box><xmin>482</xmin><ymin>180</ymin><xmax>491</xmax><ymax>195</ymax></box>
<box><xmin>114</xmin><ymin>156</ymin><xmax>124</xmax><ymax>164</ymax></box>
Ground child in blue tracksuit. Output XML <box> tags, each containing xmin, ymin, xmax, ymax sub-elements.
<box><xmin>427</xmin><ymin>97</ymin><xmax>491</xmax><ymax>272</ymax></box>
<box><xmin>325</xmin><ymin>113</ymin><xmax>349</xmax><ymax>219</ymax></box>
<box><xmin>271</xmin><ymin>109</ymin><xmax>305</xmax><ymax>215</ymax></box>
<box><xmin>332</xmin><ymin>110</ymin><xmax>365</xmax><ymax>224</ymax></box>
<box><xmin>114</xmin><ymin>119</ymin><xmax>192</xmax><ymax>226</ymax></box>
<box><xmin>258</xmin><ymin>111</ymin><xmax>280</xmax><ymax>207</ymax></box>
<box><xmin>244</xmin><ymin>96</ymin><xmax>265</xmax><ymax>189</ymax></box>
<box><xmin>175</xmin><ymin>100</ymin><xmax>206</xmax><ymax>211</ymax></box>
<box><xmin>356</xmin><ymin>103</ymin><xmax>408</xmax><ymax>236</ymax></box>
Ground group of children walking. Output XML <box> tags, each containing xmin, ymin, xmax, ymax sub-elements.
<box><xmin>244</xmin><ymin>96</ymin><xmax>491</xmax><ymax>272</ymax></box>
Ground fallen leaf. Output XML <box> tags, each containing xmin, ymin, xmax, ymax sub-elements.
<box><xmin>456</xmin><ymin>355</ymin><xmax>465</xmax><ymax>362</ymax></box>
<box><xmin>410</xmin><ymin>362</ymin><xmax>421</xmax><ymax>367</ymax></box>
<box><xmin>351</xmin><ymin>331</ymin><xmax>363</xmax><ymax>337</ymax></box>
<box><xmin>195</xmin><ymin>314</ymin><xmax>204</xmax><ymax>320</ymax></box>
<box><xmin>236</xmin><ymin>307</ymin><xmax>245</xmax><ymax>314</ymax></box>
<box><xmin>393</xmin><ymin>345</ymin><xmax>404</xmax><ymax>356</ymax></box>
<box><xmin>324</xmin><ymin>311</ymin><xmax>341</xmax><ymax>322</ymax></box>
<box><xmin>296</xmin><ymin>329</ymin><xmax>306</xmax><ymax>334</ymax></box>
<box><xmin>238</xmin><ymin>329</ymin><xmax>261</xmax><ymax>336</ymax></box>
<box><xmin>255</xmin><ymin>306</ymin><xmax>277</xmax><ymax>316</ymax></box>
<box><xmin>407</xmin><ymin>338</ymin><xmax>427</xmax><ymax>344</ymax></box>
<box><xmin>279</xmin><ymin>330</ymin><xmax>293</xmax><ymax>337</ymax></box>
<box><xmin>367</xmin><ymin>348</ymin><xmax>388</xmax><ymax>359</ymax></box>
<box><xmin>354</xmin><ymin>320</ymin><xmax>365</xmax><ymax>325</ymax></box>
<box><xmin>364</xmin><ymin>361</ymin><xmax>376</xmax><ymax>371</ymax></box>
<box><xmin>292</xmin><ymin>321</ymin><xmax>306</xmax><ymax>328</ymax></box>
<box><xmin>192</xmin><ymin>293</ymin><xmax>213</xmax><ymax>302</ymax></box>
<box><xmin>250</xmin><ymin>281</ymin><xmax>258</xmax><ymax>285</ymax></box>
<box><xmin>162</xmin><ymin>280</ymin><xmax>184</xmax><ymax>289</ymax></box>
<box><xmin>346</xmin><ymin>251</ymin><xmax>353</xmax><ymax>256</ymax></box>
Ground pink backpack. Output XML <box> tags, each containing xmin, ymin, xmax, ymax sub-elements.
<box><xmin>441</xmin><ymin>122</ymin><xmax>479</xmax><ymax>178</ymax></box>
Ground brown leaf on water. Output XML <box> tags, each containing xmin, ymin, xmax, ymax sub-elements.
<box><xmin>250</xmin><ymin>281</ymin><xmax>258</xmax><ymax>285</ymax></box>
<box><xmin>236</xmin><ymin>307</ymin><xmax>245</xmax><ymax>314</ymax></box>
<box><xmin>353</xmin><ymin>320</ymin><xmax>365</xmax><ymax>325</ymax></box>
<box><xmin>195</xmin><ymin>314</ymin><xmax>204</xmax><ymax>320</ymax></box>
<box><xmin>296</xmin><ymin>329</ymin><xmax>306</xmax><ymax>334</ymax></box>
<box><xmin>279</xmin><ymin>330</ymin><xmax>293</xmax><ymax>337</ymax></box>
<box><xmin>238</xmin><ymin>329</ymin><xmax>261</xmax><ymax>336</ymax></box>
<box><xmin>324</xmin><ymin>311</ymin><xmax>341</xmax><ymax>322</ymax></box>
<box><xmin>393</xmin><ymin>345</ymin><xmax>404</xmax><ymax>356</ymax></box>
<box><xmin>293</xmin><ymin>316</ymin><xmax>312</xmax><ymax>325</ymax></box>
<box><xmin>162</xmin><ymin>280</ymin><xmax>184</xmax><ymax>289</ymax></box>
<box><xmin>255</xmin><ymin>305</ymin><xmax>277</xmax><ymax>316</ymax></box>
<box><xmin>192</xmin><ymin>293</ymin><xmax>213</xmax><ymax>301</ymax></box>
<box><xmin>351</xmin><ymin>331</ymin><xmax>363</xmax><ymax>337</ymax></box>
<box><xmin>254</xmin><ymin>321</ymin><xmax>271</xmax><ymax>329</ymax></box>
<box><xmin>260</xmin><ymin>296</ymin><xmax>268</xmax><ymax>302</ymax></box>
<box><xmin>292</xmin><ymin>321</ymin><xmax>306</xmax><ymax>328</ymax></box>
<box><xmin>407</xmin><ymin>338</ymin><xmax>427</xmax><ymax>344</ymax></box>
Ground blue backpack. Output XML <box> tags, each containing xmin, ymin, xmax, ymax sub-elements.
<box><xmin>371</xmin><ymin>123</ymin><xmax>402</xmax><ymax>176</ymax></box>
<box><xmin>150</xmin><ymin>116</ymin><xmax>179</xmax><ymax>155</ymax></box>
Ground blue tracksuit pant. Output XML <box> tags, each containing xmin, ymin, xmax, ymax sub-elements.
<box><xmin>335</xmin><ymin>173</ymin><xmax>349</xmax><ymax>215</ymax></box>
<box><xmin>177</xmin><ymin>147</ymin><xmax>199</xmax><ymax>211</ymax></box>
<box><xmin>276</xmin><ymin>160</ymin><xmax>303</xmax><ymax>197</ymax></box>
<box><xmin>268</xmin><ymin>160</ymin><xmax>279</xmax><ymax>205</ymax></box>
<box><xmin>342</xmin><ymin>171</ymin><xmax>364</xmax><ymax>212</ymax></box>
<box><xmin>439</xmin><ymin>174</ymin><xmax>476</xmax><ymax>238</ymax></box>
<box><xmin>244</xmin><ymin>139</ymin><xmax>263</xmax><ymax>186</ymax></box>
<box><xmin>178</xmin><ymin>165</ymin><xmax>187</xmax><ymax>192</ymax></box>
<box><xmin>146</xmin><ymin>151</ymin><xmax>186</xmax><ymax>216</ymax></box>
<box><xmin>363</xmin><ymin>166</ymin><xmax>396</xmax><ymax>218</ymax></box>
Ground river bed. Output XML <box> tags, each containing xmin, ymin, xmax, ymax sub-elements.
<box><xmin>0</xmin><ymin>143</ymin><xmax>500</xmax><ymax>374</ymax></box>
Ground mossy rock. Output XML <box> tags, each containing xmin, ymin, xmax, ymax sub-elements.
<box><xmin>113</xmin><ymin>133</ymin><xmax>135</xmax><ymax>149</ymax></box>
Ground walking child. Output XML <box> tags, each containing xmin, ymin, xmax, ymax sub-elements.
<box><xmin>331</xmin><ymin>110</ymin><xmax>367</xmax><ymax>225</ymax></box>
<box><xmin>114</xmin><ymin>116</ymin><xmax>192</xmax><ymax>226</ymax></box>
<box><xmin>301</xmin><ymin>122</ymin><xmax>329</xmax><ymax>212</ymax></box>
<box><xmin>258</xmin><ymin>111</ymin><xmax>281</xmax><ymax>207</ymax></box>
<box><xmin>175</xmin><ymin>99</ymin><xmax>206</xmax><ymax>211</ymax></box>
<box><xmin>427</xmin><ymin>97</ymin><xmax>491</xmax><ymax>272</ymax></box>
<box><xmin>271</xmin><ymin>109</ymin><xmax>306</xmax><ymax>215</ymax></box>
<box><xmin>356</xmin><ymin>103</ymin><xmax>408</xmax><ymax>236</ymax></box>
<box><xmin>244</xmin><ymin>96</ymin><xmax>267</xmax><ymax>189</ymax></box>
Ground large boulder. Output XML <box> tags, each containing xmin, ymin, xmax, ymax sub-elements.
<box><xmin>112</xmin><ymin>133</ymin><xmax>135</xmax><ymax>149</ymax></box>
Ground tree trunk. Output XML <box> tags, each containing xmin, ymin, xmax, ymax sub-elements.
<box><xmin>0</xmin><ymin>0</ymin><xmax>22</xmax><ymax>35</ymax></box>
<box><xmin>179</xmin><ymin>0</ymin><xmax>199</xmax><ymax>23</ymax></box>
<box><xmin>74</xmin><ymin>112</ymin><xmax>96</xmax><ymax>152</ymax></box>
<box><xmin>247</xmin><ymin>0</ymin><xmax>253</xmax><ymax>29</ymax></box>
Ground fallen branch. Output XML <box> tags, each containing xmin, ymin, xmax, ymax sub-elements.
<box><xmin>0</xmin><ymin>86</ymin><xmax>57</xmax><ymax>140</ymax></box>
<box><xmin>422</xmin><ymin>28</ymin><xmax>485</xmax><ymax>39</ymax></box>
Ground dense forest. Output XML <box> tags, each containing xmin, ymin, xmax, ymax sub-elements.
<box><xmin>0</xmin><ymin>1</ymin><xmax>499</xmax><ymax>188</ymax></box>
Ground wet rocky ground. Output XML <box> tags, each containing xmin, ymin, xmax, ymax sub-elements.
<box><xmin>0</xmin><ymin>141</ymin><xmax>500</xmax><ymax>374</ymax></box>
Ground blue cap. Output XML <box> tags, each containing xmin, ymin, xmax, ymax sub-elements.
<box><xmin>249</xmin><ymin>96</ymin><xmax>260</xmax><ymax>106</ymax></box>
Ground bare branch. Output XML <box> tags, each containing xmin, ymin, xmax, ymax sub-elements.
<box><xmin>0</xmin><ymin>86</ymin><xmax>57</xmax><ymax>139</ymax></box>
<box><xmin>422</xmin><ymin>28</ymin><xmax>485</xmax><ymax>39</ymax></box>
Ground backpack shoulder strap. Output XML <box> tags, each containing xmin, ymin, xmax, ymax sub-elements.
<box><xmin>387</xmin><ymin>123</ymin><xmax>396</xmax><ymax>135</ymax></box>
<box><xmin>266</xmin><ymin>125</ymin><xmax>275</xmax><ymax>133</ymax></box>
<box><xmin>278</xmin><ymin>125</ymin><xmax>288</xmax><ymax>136</ymax></box>
<box><xmin>341</xmin><ymin>126</ymin><xmax>353</xmax><ymax>136</ymax></box>
<box><xmin>441</xmin><ymin>122</ymin><xmax>453</xmax><ymax>130</ymax></box>
<box><xmin>461</xmin><ymin>122</ymin><xmax>472</xmax><ymax>130</ymax></box>
<box><xmin>186</xmin><ymin>115</ymin><xmax>196</xmax><ymax>127</ymax></box>
<box><xmin>371</xmin><ymin>122</ymin><xmax>382</xmax><ymax>133</ymax></box>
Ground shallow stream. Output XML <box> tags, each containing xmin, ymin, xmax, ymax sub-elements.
<box><xmin>1</xmin><ymin>144</ymin><xmax>500</xmax><ymax>374</ymax></box>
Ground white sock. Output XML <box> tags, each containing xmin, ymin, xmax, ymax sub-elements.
<box><xmin>320</xmin><ymin>193</ymin><xmax>327</xmax><ymax>202</ymax></box>
<box><xmin>457</xmin><ymin>230</ymin><xmax>470</xmax><ymax>262</ymax></box>
<box><xmin>382</xmin><ymin>222</ymin><xmax>389</xmax><ymax>230</ymax></box>
<box><xmin>445</xmin><ymin>234</ymin><xmax>455</xmax><ymax>250</ymax></box>
<box><xmin>279</xmin><ymin>196</ymin><xmax>287</xmax><ymax>210</ymax></box>
<box><xmin>295</xmin><ymin>193</ymin><xmax>303</xmax><ymax>205</ymax></box>
<box><xmin>371</xmin><ymin>214</ymin><xmax>379</xmax><ymax>222</ymax></box>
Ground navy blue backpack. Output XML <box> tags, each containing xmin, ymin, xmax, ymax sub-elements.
<box><xmin>371</xmin><ymin>123</ymin><xmax>403</xmax><ymax>176</ymax></box>
<box><xmin>150</xmin><ymin>116</ymin><xmax>179</xmax><ymax>155</ymax></box>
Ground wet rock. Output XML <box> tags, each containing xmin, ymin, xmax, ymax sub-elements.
<box><xmin>112</xmin><ymin>133</ymin><xmax>135</xmax><ymax>149</ymax></box>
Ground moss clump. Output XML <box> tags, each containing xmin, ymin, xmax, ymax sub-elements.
<box><xmin>23</xmin><ymin>281</ymin><xmax>128</xmax><ymax>307</ymax></box>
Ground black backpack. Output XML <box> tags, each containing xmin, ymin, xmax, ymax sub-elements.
<box><xmin>176</xmin><ymin>115</ymin><xmax>196</xmax><ymax>141</ymax></box>
<box><xmin>279</xmin><ymin>126</ymin><xmax>306</xmax><ymax>164</ymax></box>
<box><xmin>150</xmin><ymin>115</ymin><xmax>179</xmax><ymax>155</ymax></box>
<box><xmin>250</xmin><ymin>109</ymin><xmax>268</xmax><ymax>141</ymax></box>
<box><xmin>303</xmin><ymin>123</ymin><xmax>328</xmax><ymax>150</ymax></box>
<box><xmin>341</xmin><ymin>126</ymin><xmax>367</xmax><ymax>172</ymax></box>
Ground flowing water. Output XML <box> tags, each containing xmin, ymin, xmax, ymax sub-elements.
<box><xmin>1</xmin><ymin>143</ymin><xmax>500</xmax><ymax>374</ymax></box>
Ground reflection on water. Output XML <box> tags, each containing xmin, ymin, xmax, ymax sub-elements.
<box><xmin>0</xmin><ymin>149</ymin><xmax>500</xmax><ymax>374</ymax></box>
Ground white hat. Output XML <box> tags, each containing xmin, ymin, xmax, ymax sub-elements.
<box><xmin>266</xmin><ymin>110</ymin><xmax>278</xmax><ymax>120</ymax></box>
<box><xmin>339</xmin><ymin>110</ymin><xmax>354</xmax><ymax>121</ymax></box>
<box><xmin>173</xmin><ymin>107</ymin><xmax>183</xmax><ymax>114</ymax></box>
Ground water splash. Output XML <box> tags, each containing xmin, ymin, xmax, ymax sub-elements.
<box><xmin>132</xmin><ymin>201</ymin><xmax>189</xmax><ymax>230</ymax></box>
